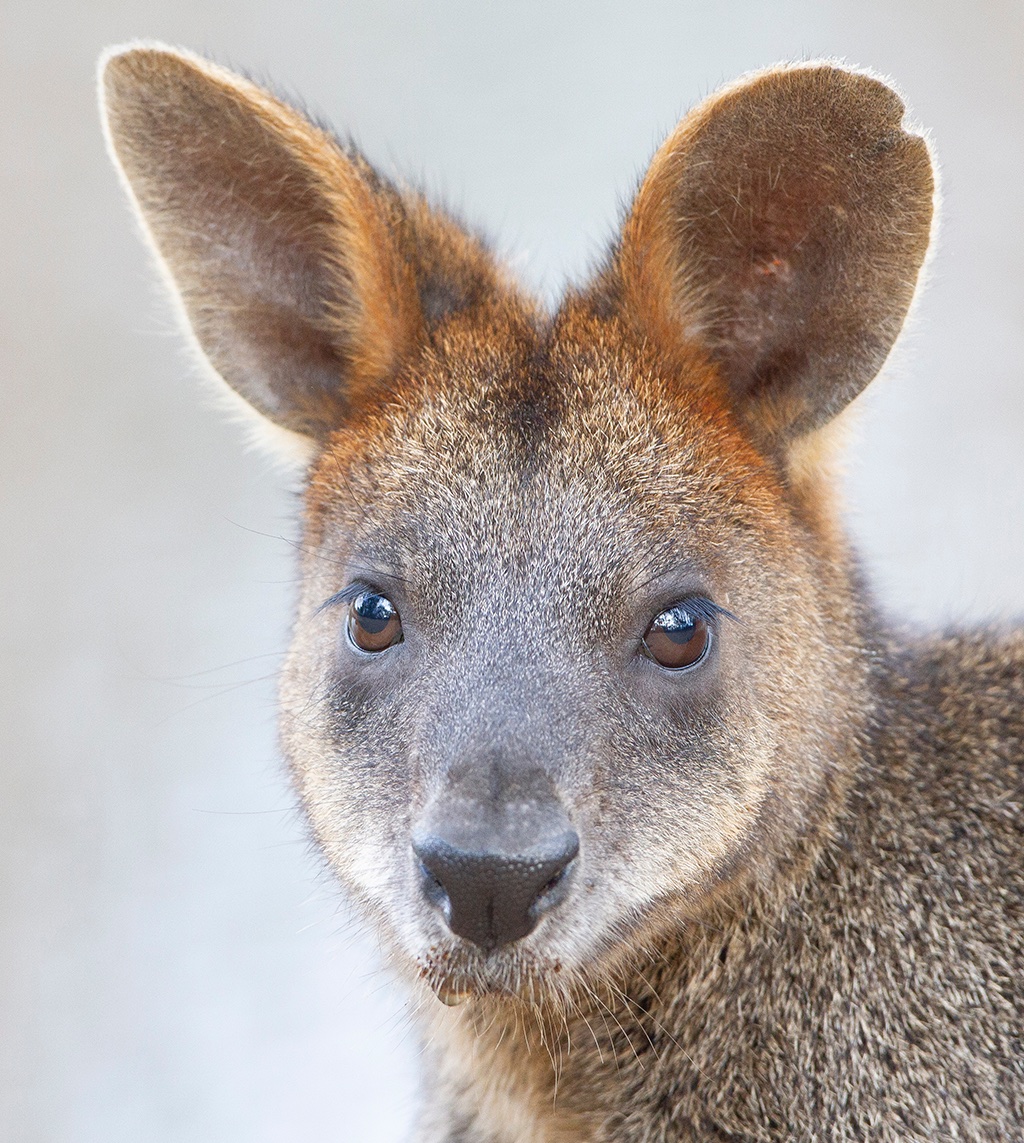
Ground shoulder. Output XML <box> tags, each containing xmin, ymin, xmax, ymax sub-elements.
<box><xmin>840</xmin><ymin>626</ymin><xmax>1024</xmax><ymax>907</ymax></box>
<box><xmin>877</xmin><ymin>628</ymin><xmax>1024</xmax><ymax>792</ymax></box>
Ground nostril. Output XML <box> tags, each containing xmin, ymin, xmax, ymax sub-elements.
<box><xmin>418</xmin><ymin>859</ymin><xmax>442</xmax><ymax>889</ymax></box>
<box><xmin>531</xmin><ymin>845</ymin><xmax>577</xmax><ymax>916</ymax></box>
<box><xmin>418</xmin><ymin>859</ymin><xmax>450</xmax><ymax>914</ymax></box>
<box><xmin>539</xmin><ymin>864</ymin><xmax>570</xmax><ymax>899</ymax></box>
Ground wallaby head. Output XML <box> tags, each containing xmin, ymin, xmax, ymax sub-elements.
<box><xmin>100</xmin><ymin>48</ymin><xmax>934</xmax><ymax>1011</ymax></box>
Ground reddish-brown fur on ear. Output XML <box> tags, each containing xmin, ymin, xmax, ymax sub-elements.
<box><xmin>101</xmin><ymin>47</ymin><xmax>521</xmax><ymax>443</ymax></box>
<box><xmin>601</xmin><ymin>64</ymin><xmax>935</xmax><ymax>448</ymax></box>
<box><xmin>102</xmin><ymin>47</ymin><xmax>428</xmax><ymax>438</ymax></box>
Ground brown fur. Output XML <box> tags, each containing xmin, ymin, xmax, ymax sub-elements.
<box><xmin>100</xmin><ymin>45</ymin><xmax>1022</xmax><ymax>1142</ymax></box>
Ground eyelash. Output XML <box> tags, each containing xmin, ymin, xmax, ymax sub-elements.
<box><xmin>316</xmin><ymin>582</ymin><xmax>374</xmax><ymax>615</ymax></box>
<box><xmin>655</xmin><ymin>597</ymin><xmax>737</xmax><ymax>627</ymax></box>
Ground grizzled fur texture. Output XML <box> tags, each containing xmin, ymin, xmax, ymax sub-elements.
<box><xmin>101</xmin><ymin>44</ymin><xmax>1023</xmax><ymax>1142</ymax></box>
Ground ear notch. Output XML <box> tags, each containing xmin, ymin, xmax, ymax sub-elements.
<box><xmin>609</xmin><ymin>64</ymin><xmax>936</xmax><ymax>447</ymax></box>
<box><xmin>100</xmin><ymin>44</ymin><xmax>429</xmax><ymax>443</ymax></box>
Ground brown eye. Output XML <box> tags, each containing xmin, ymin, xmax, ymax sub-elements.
<box><xmin>348</xmin><ymin>591</ymin><xmax>403</xmax><ymax>653</ymax></box>
<box><xmin>641</xmin><ymin>603</ymin><xmax>711</xmax><ymax>670</ymax></box>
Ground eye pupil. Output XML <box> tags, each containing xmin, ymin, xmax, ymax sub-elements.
<box><xmin>349</xmin><ymin>591</ymin><xmax>403</xmax><ymax>653</ymax></box>
<box><xmin>355</xmin><ymin>594</ymin><xmax>394</xmax><ymax>633</ymax></box>
<box><xmin>642</xmin><ymin>604</ymin><xmax>711</xmax><ymax>670</ymax></box>
<box><xmin>656</xmin><ymin>609</ymin><xmax>697</xmax><ymax>644</ymax></box>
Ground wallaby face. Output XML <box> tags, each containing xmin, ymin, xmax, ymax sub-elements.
<box><xmin>286</xmin><ymin>329</ymin><xmax>869</xmax><ymax>997</ymax></box>
<box><xmin>104</xmin><ymin>47</ymin><xmax>1024</xmax><ymax>1143</ymax></box>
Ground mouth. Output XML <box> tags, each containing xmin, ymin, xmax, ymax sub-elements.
<box><xmin>409</xmin><ymin>879</ymin><xmax>713</xmax><ymax>1011</ymax></box>
<box><xmin>415</xmin><ymin>936</ymin><xmax>570</xmax><ymax>1007</ymax></box>
<box><xmin>406</xmin><ymin>870</ymin><xmax>672</xmax><ymax>1008</ymax></box>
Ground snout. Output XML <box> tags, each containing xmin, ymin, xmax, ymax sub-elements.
<box><xmin>413</xmin><ymin>828</ymin><xmax>578</xmax><ymax>952</ymax></box>
<box><xmin>412</xmin><ymin>759</ymin><xmax>578</xmax><ymax>953</ymax></box>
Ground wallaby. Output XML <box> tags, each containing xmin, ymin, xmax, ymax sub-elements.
<box><xmin>100</xmin><ymin>44</ymin><xmax>1024</xmax><ymax>1142</ymax></box>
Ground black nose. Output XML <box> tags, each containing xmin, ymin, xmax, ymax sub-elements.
<box><xmin>413</xmin><ymin>830</ymin><xmax>579</xmax><ymax>952</ymax></box>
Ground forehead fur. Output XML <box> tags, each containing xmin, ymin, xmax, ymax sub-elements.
<box><xmin>306</xmin><ymin>297</ymin><xmax>789</xmax><ymax>586</ymax></box>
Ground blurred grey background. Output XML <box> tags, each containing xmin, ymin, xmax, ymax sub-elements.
<box><xmin>3</xmin><ymin>2</ymin><xmax>1023</xmax><ymax>1140</ymax></box>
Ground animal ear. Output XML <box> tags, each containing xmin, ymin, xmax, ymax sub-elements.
<box><xmin>99</xmin><ymin>44</ymin><xmax>427</xmax><ymax>448</ymax></box>
<box><xmin>607</xmin><ymin>64</ymin><xmax>935</xmax><ymax>448</ymax></box>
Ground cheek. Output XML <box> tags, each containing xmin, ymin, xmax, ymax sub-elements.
<box><xmin>589</xmin><ymin>652</ymin><xmax>779</xmax><ymax>896</ymax></box>
<box><xmin>279</xmin><ymin>642</ymin><xmax>420</xmax><ymax>874</ymax></box>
